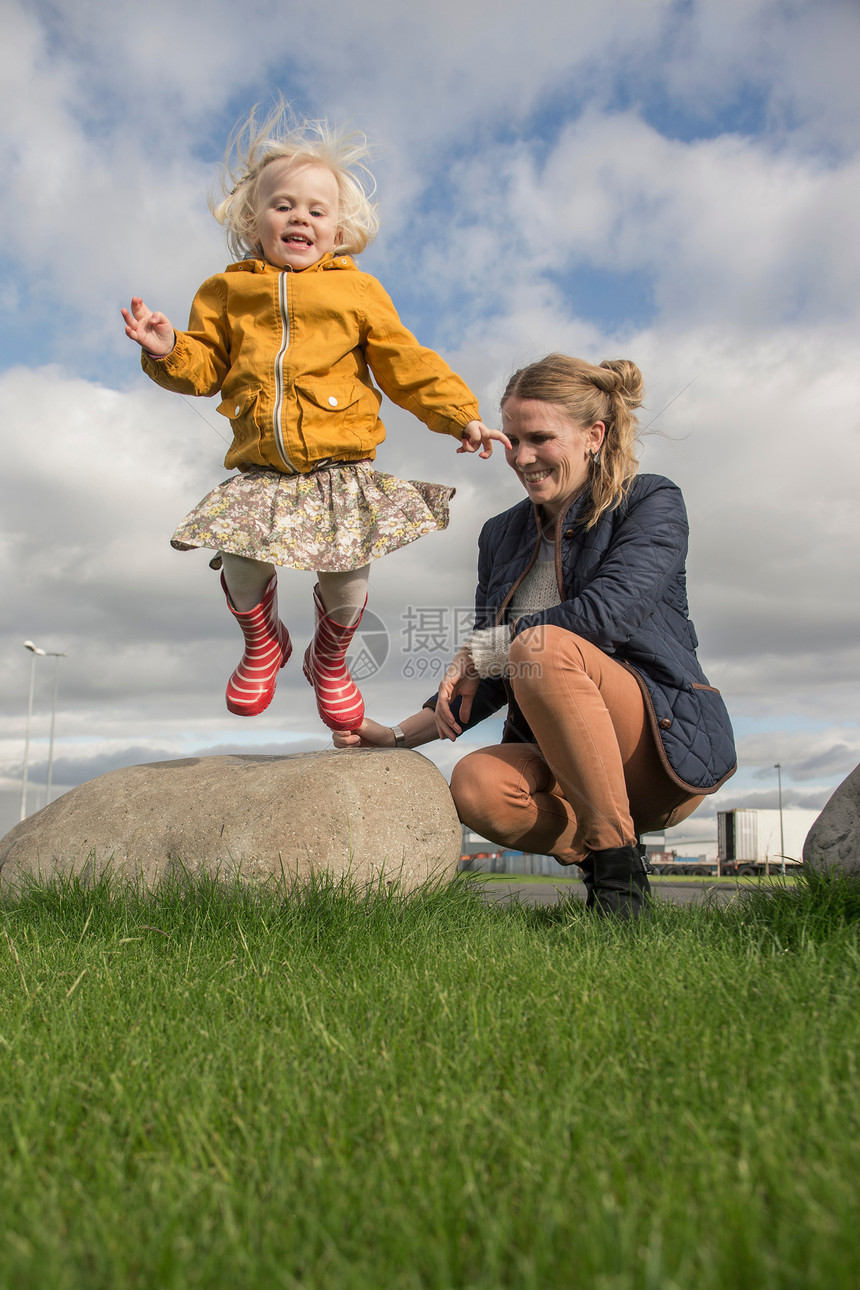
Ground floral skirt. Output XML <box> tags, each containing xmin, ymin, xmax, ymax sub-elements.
<box><xmin>170</xmin><ymin>464</ymin><xmax>455</xmax><ymax>573</ymax></box>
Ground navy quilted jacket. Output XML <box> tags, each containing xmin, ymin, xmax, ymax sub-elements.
<box><xmin>448</xmin><ymin>473</ymin><xmax>736</xmax><ymax>794</ymax></box>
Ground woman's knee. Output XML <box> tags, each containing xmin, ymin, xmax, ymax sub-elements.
<box><xmin>509</xmin><ymin>626</ymin><xmax>588</xmax><ymax>697</ymax></box>
<box><xmin>509</xmin><ymin>626</ymin><xmax>542</xmax><ymax>670</ymax></box>
<box><xmin>450</xmin><ymin>753</ymin><xmax>490</xmax><ymax>825</ymax></box>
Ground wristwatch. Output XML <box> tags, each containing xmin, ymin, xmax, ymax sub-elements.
<box><xmin>390</xmin><ymin>725</ymin><xmax>406</xmax><ymax>748</ymax></box>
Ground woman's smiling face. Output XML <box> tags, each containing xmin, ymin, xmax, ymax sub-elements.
<box><xmin>502</xmin><ymin>396</ymin><xmax>605</xmax><ymax>519</ymax></box>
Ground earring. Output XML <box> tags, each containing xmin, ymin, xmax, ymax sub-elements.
<box><xmin>591</xmin><ymin>449</ymin><xmax>601</xmax><ymax>467</ymax></box>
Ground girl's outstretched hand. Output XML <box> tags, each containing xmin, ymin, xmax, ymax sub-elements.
<box><xmin>122</xmin><ymin>297</ymin><xmax>176</xmax><ymax>357</ymax></box>
<box><xmin>435</xmin><ymin>647</ymin><xmax>480</xmax><ymax>742</ymax></box>
<box><xmin>457</xmin><ymin>420</ymin><xmax>512</xmax><ymax>458</ymax></box>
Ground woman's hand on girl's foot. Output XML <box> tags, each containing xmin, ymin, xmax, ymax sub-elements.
<box><xmin>435</xmin><ymin>647</ymin><xmax>480</xmax><ymax>741</ymax></box>
<box><xmin>331</xmin><ymin>718</ymin><xmax>395</xmax><ymax>749</ymax></box>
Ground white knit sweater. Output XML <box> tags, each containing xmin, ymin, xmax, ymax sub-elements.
<box><xmin>467</xmin><ymin>546</ymin><xmax>561</xmax><ymax>678</ymax></box>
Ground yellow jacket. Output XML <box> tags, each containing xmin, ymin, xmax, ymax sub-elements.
<box><xmin>142</xmin><ymin>253</ymin><xmax>481</xmax><ymax>475</ymax></box>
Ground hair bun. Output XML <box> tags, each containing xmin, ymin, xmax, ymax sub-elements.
<box><xmin>599</xmin><ymin>359</ymin><xmax>644</xmax><ymax>410</ymax></box>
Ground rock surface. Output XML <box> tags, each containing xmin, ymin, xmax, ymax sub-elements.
<box><xmin>803</xmin><ymin>761</ymin><xmax>860</xmax><ymax>878</ymax></box>
<box><xmin>0</xmin><ymin>749</ymin><xmax>462</xmax><ymax>893</ymax></box>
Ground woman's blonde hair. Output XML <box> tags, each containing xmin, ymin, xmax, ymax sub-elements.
<box><xmin>209</xmin><ymin>99</ymin><xmax>380</xmax><ymax>260</ymax></box>
<box><xmin>501</xmin><ymin>353</ymin><xmax>643</xmax><ymax>529</ymax></box>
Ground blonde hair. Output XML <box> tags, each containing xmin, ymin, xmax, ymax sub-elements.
<box><xmin>501</xmin><ymin>353</ymin><xmax>643</xmax><ymax>529</ymax></box>
<box><xmin>209</xmin><ymin>99</ymin><xmax>380</xmax><ymax>260</ymax></box>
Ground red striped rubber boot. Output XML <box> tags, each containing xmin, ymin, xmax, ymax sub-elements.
<box><xmin>302</xmin><ymin>584</ymin><xmax>366</xmax><ymax>731</ymax></box>
<box><xmin>222</xmin><ymin>572</ymin><xmax>292</xmax><ymax>716</ymax></box>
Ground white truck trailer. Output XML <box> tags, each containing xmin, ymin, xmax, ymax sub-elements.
<box><xmin>716</xmin><ymin>808</ymin><xmax>816</xmax><ymax>875</ymax></box>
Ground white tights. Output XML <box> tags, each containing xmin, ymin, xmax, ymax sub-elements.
<box><xmin>220</xmin><ymin>553</ymin><xmax>370</xmax><ymax>625</ymax></box>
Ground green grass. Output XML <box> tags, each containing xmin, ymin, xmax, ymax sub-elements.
<box><xmin>1</xmin><ymin>869</ymin><xmax>859</xmax><ymax>1289</ymax></box>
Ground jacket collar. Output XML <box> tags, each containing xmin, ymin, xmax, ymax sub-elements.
<box><xmin>533</xmin><ymin>486</ymin><xmax>591</xmax><ymax>540</ymax></box>
<box><xmin>225</xmin><ymin>251</ymin><xmax>357</xmax><ymax>276</ymax></box>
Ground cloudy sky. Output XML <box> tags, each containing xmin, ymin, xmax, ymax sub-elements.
<box><xmin>2</xmin><ymin>0</ymin><xmax>858</xmax><ymax>853</ymax></box>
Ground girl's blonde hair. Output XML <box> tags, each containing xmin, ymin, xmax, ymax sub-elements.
<box><xmin>210</xmin><ymin>99</ymin><xmax>380</xmax><ymax>260</ymax></box>
<box><xmin>502</xmin><ymin>354</ymin><xmax>643</xmax><ymax>529</ymax></box>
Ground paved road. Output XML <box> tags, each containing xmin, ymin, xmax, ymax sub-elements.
<box><xmin>473</xmin><ymin>876</ymin><xmax>742</xmax><ymax>908</ymax></box>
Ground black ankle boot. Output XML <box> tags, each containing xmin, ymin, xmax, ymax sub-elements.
<box><xmin>586</xmin><ymin>844</ymin><xmax>652</xmax><ymax>920</ymax></box>
<box><xmin>578</xmin><ymin>857</ymin><xmax>596</xmax><ymax>909</ymax></box>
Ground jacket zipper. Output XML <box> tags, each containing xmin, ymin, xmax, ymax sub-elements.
<box><xmin>273</xmin><ymin>270</ymin><xmax>296</xmax><ymax>471</ymax></box>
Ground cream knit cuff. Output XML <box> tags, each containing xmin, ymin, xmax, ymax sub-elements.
<box><xmin>466</xmin><ymin>625</ymin><xmax>513</xmax><ymax>678</ymax></box>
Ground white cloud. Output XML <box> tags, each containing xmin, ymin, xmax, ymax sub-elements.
<box><xmin>418</xmin><ymin>111</ymin><xmax>860</xmax><ymax>337</ymax></box>
<box><xmin>4</xmin><ymin>0</ymin><xmax>856</xmax><ymax>370</ymax></box>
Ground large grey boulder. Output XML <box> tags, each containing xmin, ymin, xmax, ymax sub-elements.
<box><xmin>803</xmin><ymin>762</ymin><xmax>860</xmax><ymax>878</ymax></box>
<box><xmin>0</xmin><ymin>749</ymin><xmax>461</xmax><ymax>893</ymax></box>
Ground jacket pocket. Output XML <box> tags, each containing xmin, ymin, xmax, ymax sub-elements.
<box><xmin>295</xmin><ymin>376</ymin><xmax>382</xmax><ymax>457</ymax></box>
<box><xmin>217</xmin><ymin>385</ymin><xmax>261</xmax><ymax>421</ymax></box>
<box><xmin>216</xmin><ymin>385</ymin><xmax>263</xmax><ymax>461</ymax></box>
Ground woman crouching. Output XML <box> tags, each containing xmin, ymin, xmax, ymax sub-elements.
<box><xmin>336</xmin><ymin>354</ymin><xmax>737</xmax><ymax>919</ymax></box>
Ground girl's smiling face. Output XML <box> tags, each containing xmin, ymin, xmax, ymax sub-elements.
<box><xmin>255</xmin><ymin>159</ymin><xmax>342</xmax><ymax>269</ymax></box>
<box><xmin>502</xmin><ymin>396</ymin><xmax>605</xmax><ymax>519</ymax></box>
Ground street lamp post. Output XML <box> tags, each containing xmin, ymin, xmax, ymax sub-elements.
<box><xmin>774</xmin><ymin>762</ymin><xmax>786</xmax><ymax>877</ymax></box>
<box><xmin>19</xmin><ymin>641</ymin><xmax>67</xmax><ymax>822</ymax></box>
<box><xmin>19</xmin><ymin>642</ymin><xmax>44</xmax><ymax>822</ymax></box>
<box><xmin>45</xmin><ymin>651</ymin><xmax>67</xmax><ymax>807</ymax></box>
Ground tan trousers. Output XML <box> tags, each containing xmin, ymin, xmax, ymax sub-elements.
<box><xmin>450</xmin><ymin>626</ymin><xmax>705</xmax><ymax>866</ymax></box>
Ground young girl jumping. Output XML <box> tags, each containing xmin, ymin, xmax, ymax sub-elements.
<box><xmin>123</xmin><ymin>102</ymin><xmax>507</xmax><ymax>733</ymax></box>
